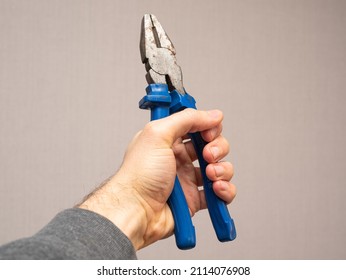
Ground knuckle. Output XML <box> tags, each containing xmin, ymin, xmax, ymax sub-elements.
<box><xmin>225</xmin><ymin>161</ymin><xmax>234</xmax><ymax>177</ymax></box>
<box><xmin>218</xmin><ymin>136</ymin><xmax>230</xmax><ymax>155</ymax></box>
<box><xmin>181</xmin><ymin>108</ymin><xmax>197</xmax><ymax>121</ymax></box>
<box><xmin>183</xmin><ymin>108</ymin><xmax>197</xmax><ymax>115</ymax></box>
<box><xmin>143</xmin><ymin>121</ymin><xmax>162</xmax><ymax>136</ymax></box>
<box><xmin>142</xmin><ymin>120</ymin><xmax>172</xmax><ymax>145</ymax></box>
<box><xmin>224</xmin><ymin>138</ymin><xmax>230</xmax><ymax>154</ymax></box>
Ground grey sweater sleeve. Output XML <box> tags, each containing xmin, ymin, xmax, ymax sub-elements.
<box><xmin>0</xmin><ymin>208</ymin><xmax>137</xmax><ymax>259</ymax></box>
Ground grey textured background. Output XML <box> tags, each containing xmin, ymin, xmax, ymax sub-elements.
<box><xmin>1</xmin><ymin>0</ymin><xmax>345</xmax><ymax>259</ymax></box>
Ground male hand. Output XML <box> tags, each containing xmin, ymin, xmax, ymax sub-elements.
<box><xmin>79</xmin><ymin>109</ymin><xmax>236</xmax><ymax>250</ymax></box>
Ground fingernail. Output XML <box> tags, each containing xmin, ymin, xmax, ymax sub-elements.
<box><xmin>210</xmin><ymin>146</ymin><xmax>220</xmax><ymax>159</ymax></box>
<box><xmin>207</xmin><ymin>110</ymin><xmax>221</xmax><ymax>119</ymax></box>
<box><xmin>214</xmin><ymin>165</ymin><xmax>224</xmax><ymax>177</ymax></box>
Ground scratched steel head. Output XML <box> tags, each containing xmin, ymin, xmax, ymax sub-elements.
<box><xmin>140</xmin><ymin>14</ymin><xmax>185</xmax><ymax>94</ymax></box>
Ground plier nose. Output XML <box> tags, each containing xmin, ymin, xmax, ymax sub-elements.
<box><xmin>140</xmin><ymin>14</ymin><xmax>185</xmax><ymax>95</ymax></box>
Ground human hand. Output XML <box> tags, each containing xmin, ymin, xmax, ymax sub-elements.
<box><xmin>78</xmin><ymin>109</ymin><xmax>236</xmax><ymax>250</ymax></box>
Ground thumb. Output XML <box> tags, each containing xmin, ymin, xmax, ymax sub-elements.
<box><xmin>144</xmin><ymin>109</ymin><xmax>224</xmax><ymax>146</ymax></box>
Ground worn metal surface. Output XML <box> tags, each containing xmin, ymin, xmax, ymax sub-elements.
<box><xmin>140</xmin><ymin>14</ymin><xmax>185</xmax><ymax>94</ymax></box>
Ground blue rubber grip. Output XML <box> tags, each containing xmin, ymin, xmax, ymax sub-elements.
<box><xmin>190</xmin><ymin>132</ymin><xmax>236</xmax><ymax>241</ymax></box>
<box><xmin>170</xmin><ymin>89</ymin><xmax>236</xmax><ymax>241</ymax></box>
<box><xmin>168</xmin><ymin>178</ymin><xmax>196</xmax><ymax>249</ymax></box>
<box><xmin>139</xmin><ymin>84</ymin><xmax>196</xmax><ymax>249</ymax></box>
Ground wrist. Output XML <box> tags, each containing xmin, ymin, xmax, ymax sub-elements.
<box><xmin>78</xmin><ymin>176</ymin><xmax>148</xmax><ymax>250</ymax></box>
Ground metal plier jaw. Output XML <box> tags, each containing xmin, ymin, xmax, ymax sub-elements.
<box><xmin>139</xmin><ymin>14</ymin><xmax>236</xmax><ymax>250</ymax></box>
<box><xmin>140</xmin><ymin>14</ymin><xmax>185</xmax><ymax>95</ymax></box>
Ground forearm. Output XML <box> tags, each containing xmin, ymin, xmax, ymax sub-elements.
<box><xmin>0</xmin><ymin>208</ymin><xmax>137</xmax><ymax>260</ymax></box>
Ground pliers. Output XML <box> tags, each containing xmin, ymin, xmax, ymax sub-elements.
<box><xmin>139</xmin><ymin>14</ymin><xmax>236</xmax><ymax>249</ymax></box>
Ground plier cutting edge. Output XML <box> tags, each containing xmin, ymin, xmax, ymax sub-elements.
<box><xmin>139</xmin><ymin>14</ymin><xmax>236</xmax><ymax>249</ymax></box>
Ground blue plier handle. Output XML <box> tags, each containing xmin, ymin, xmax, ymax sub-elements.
<box><xmin>139</xmin><ymin>15</ymin><xmax>236</xmax><ymax>249</ymax></box>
